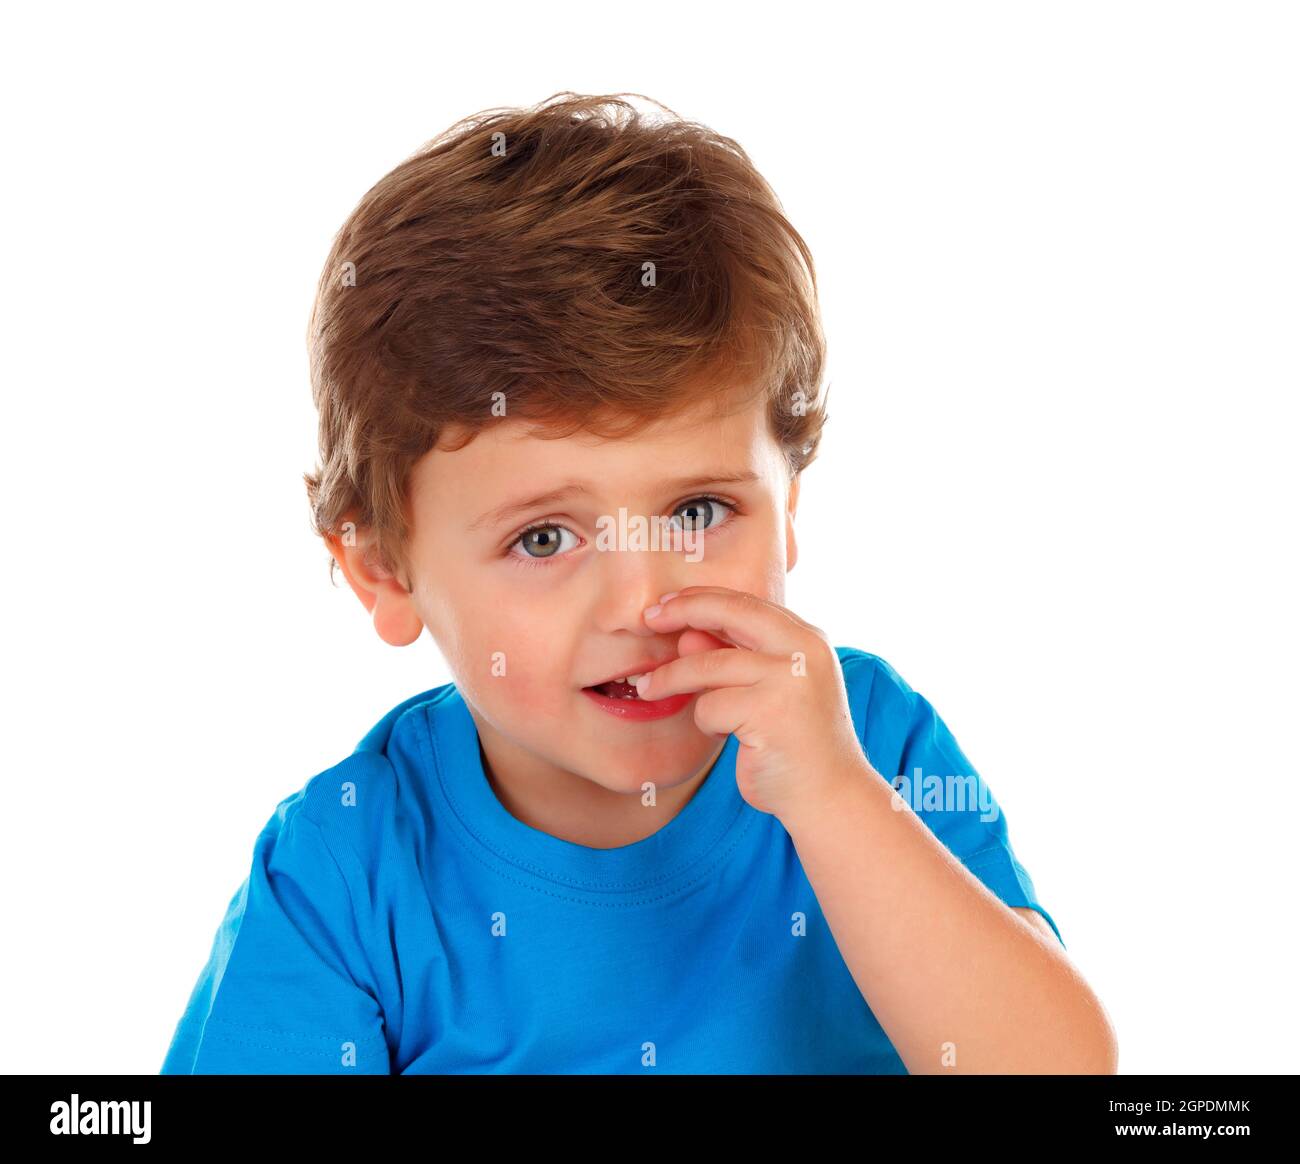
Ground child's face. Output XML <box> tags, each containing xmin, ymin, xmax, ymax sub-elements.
<box><xmin>364</xmin><ymin>389</ymin><xmax>799</xmax><ymax>796</ymax></box>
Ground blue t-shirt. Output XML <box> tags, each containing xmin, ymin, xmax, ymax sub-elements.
<box><xmin>161</xmin><ymin>646</ymin><xmax>1062</xmax><ymax>1075</ymax></box>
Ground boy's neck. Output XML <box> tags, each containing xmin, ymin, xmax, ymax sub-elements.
<box><xmin>474</xmin><ymin>729</ymin><xmax>727</xmax><ymax>850</ymax></box>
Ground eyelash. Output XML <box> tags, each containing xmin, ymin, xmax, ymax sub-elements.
<box><xmin>504</xmin><ymin>494</ymin><xmax>740</xmax><ymax>570</ymax></box>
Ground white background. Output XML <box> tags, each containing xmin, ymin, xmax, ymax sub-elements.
<box><xmin>2</xmin><ymin>0</ymin><xmax>1295</xmax><ymax>1074</ymax></box>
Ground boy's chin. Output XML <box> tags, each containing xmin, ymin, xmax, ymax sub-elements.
<box><xmin>575</xmin><ymin>732</ymin><xmax>723</xmax><ymax>788</ymax></box>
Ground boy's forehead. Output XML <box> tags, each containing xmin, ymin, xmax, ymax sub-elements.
<box><xmin>418</xmin><ymin>390</ymin><xmax>778</xmax><ymax>501</ymax></box>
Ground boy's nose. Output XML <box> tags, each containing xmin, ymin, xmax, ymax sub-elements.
<box><xmin>589</xmin><ymin>541</ymin><xmax>694</xmax><ymax>634</ymax></box>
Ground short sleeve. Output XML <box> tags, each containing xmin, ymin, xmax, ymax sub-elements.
<box><xmin>846</xmin><ymin>650</ymin><xmax>1065</xmax><ymax>949</ymax></box>
<box><xmin>160</xmin><ymin>797</ymin><xmax>391</xmax><ymax>1074</ymax></box>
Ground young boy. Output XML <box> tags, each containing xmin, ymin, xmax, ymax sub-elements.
<box><xmin>161</xmin><ymin>92</ymin><xmax>1116</xmax><ymax>1075</ymax></box>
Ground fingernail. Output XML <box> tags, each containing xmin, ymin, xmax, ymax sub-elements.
<box><xmin>635</xmin><ymin>674</ymin><xmax>651</xmax><ymax>696</ymax></box>
<box><xmin>658</xmin><ymin>590</ymin><xmax>679</xmax><ymax>603</ymax></box>
<box><xmin>643</xmin><ymin>604</ymin><xmax>662</xmax><ymax>619</ymax></box>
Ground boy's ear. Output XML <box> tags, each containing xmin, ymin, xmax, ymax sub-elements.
<box><xmin>785</xmin><ymin>472</ymin><xmax>801</xmax><ymax>572</ymax></box>
<box><xmin>327</xmin><ymin>524</ymin><xmax>424</xmax><ymax>647</ymax></box>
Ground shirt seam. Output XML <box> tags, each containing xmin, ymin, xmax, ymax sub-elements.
<box><xmin>957</xmin><ymin>842</ymin><xmax>1016</xmax><ymax>869</ymax></box>
<box><xmin>201</xmin><ymin>1013</ymin><xmax>387</xmax><ymax>1049</ymax></box>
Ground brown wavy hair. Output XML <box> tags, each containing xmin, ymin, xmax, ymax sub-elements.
<box><xmin>303</xmin><ymin>91</ymin><xmax>829</xmax><ymax>588</ymax></box>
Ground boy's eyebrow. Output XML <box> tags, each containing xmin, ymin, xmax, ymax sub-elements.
<box><xmin>468</xmin><ymin>471</ymin><xmax>762</xmax><ymax>532</ymax></box>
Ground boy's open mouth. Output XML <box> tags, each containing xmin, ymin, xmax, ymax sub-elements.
<box><xmin>585</xmin><ymin>679</ymin><xmax>643</xmax><ymax>701</ymax></box>
<box><xmin>581</xmin><ymin>658</ymin><xmax>668</xmax><ymax>700</ymax></box>
<box><xmin>580</xmin><ymin>659</ymin><xmax>693</xmax><ymax>721</ymax></box>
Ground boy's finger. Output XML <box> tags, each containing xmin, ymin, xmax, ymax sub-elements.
<box><xmin>635</xmin><ymin>646</ymin><xmax>772</xmax><ymax>700</ymax></box>
<box><xmin>658</xmin><ymin>584</ymin><xmax>825</xmax><ymax>641</ymax></box>
<box><xmin>642</xmin><ymin>587</ymin><xmax>803</xmax><ymax>656</ymax></box>
<box><xmin>675</xmin><ymin>628</ymin><xmax>735</xmax><ymax>657</ymax></box>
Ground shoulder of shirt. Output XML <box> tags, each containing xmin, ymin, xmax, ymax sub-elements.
<box><xmin>256</xmin><ymin>679</ymin><xmax>460</xmax><ymax>864</ymax></box>
<box><xmin>832</xmin><ymin>644</ymin><xmax>920</xmax><ymax>713</ymax></box>
<box><xmin>832</xmin><ymin>644</ymin><xmax>926</xmax><ymax>775</ymax></box>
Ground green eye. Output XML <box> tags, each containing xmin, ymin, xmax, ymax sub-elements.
<box><xmin>670</xmin><ymin>497</ymin><xmax>731</xmax><ymax>531</ymax></box>
<box><xmin>512</xmin><ymin>524</ymin><xmax>577</xmax><ymax>560</ymax></box>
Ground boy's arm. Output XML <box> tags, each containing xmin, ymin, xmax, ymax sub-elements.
<box><xmin>1012</xmin><ymin>906</ymin><xmax>1061</xmax><ymax>941</ymax></box>
<box><xmin>782</xmin><ymin>768</ymin><xmax>1118</xmax><ymax>1075</ymax></box>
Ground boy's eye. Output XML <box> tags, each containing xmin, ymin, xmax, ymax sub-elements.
<box><xmin>505</xmin><ymin>496</ymin><xmax>737</xmax><ymax>565</ymax></box>
<box><xmin>512</xmin><ymin>524</ymin><xmax>580</xmax><ymax>560</ymax></box>
<box><xmin>668</xmin><ymin>496</ymin><xmax>731</xmax><ymax>532</ymax></box>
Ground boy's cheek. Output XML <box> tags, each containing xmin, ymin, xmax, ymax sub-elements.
<box><xmin>467</xmin><ymin>659</ymin><xmax>567</xmax><ymax>721</ymax></box>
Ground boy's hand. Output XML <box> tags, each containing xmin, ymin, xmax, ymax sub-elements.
<box><xmin>639</xmin><ymin>585</ymin><xmax>873</xmax><ymax>824</ymax></box>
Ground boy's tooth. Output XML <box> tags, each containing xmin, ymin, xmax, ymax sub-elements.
<box><xmin>626</xmin><ymin>673</ymin><xmax>645</xmax><ymax>684</ymax></box>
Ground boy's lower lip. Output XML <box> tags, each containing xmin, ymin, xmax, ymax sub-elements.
<box><xmin>580</xmin><ymin>685</ymin><xmax>694</xmax><ymax>721</ymax></box>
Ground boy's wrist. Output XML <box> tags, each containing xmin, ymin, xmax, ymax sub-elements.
<box><xmin>777</xmin><ymin>754</ymin><xmax>887</xmax><ymax>839</ymax></box>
